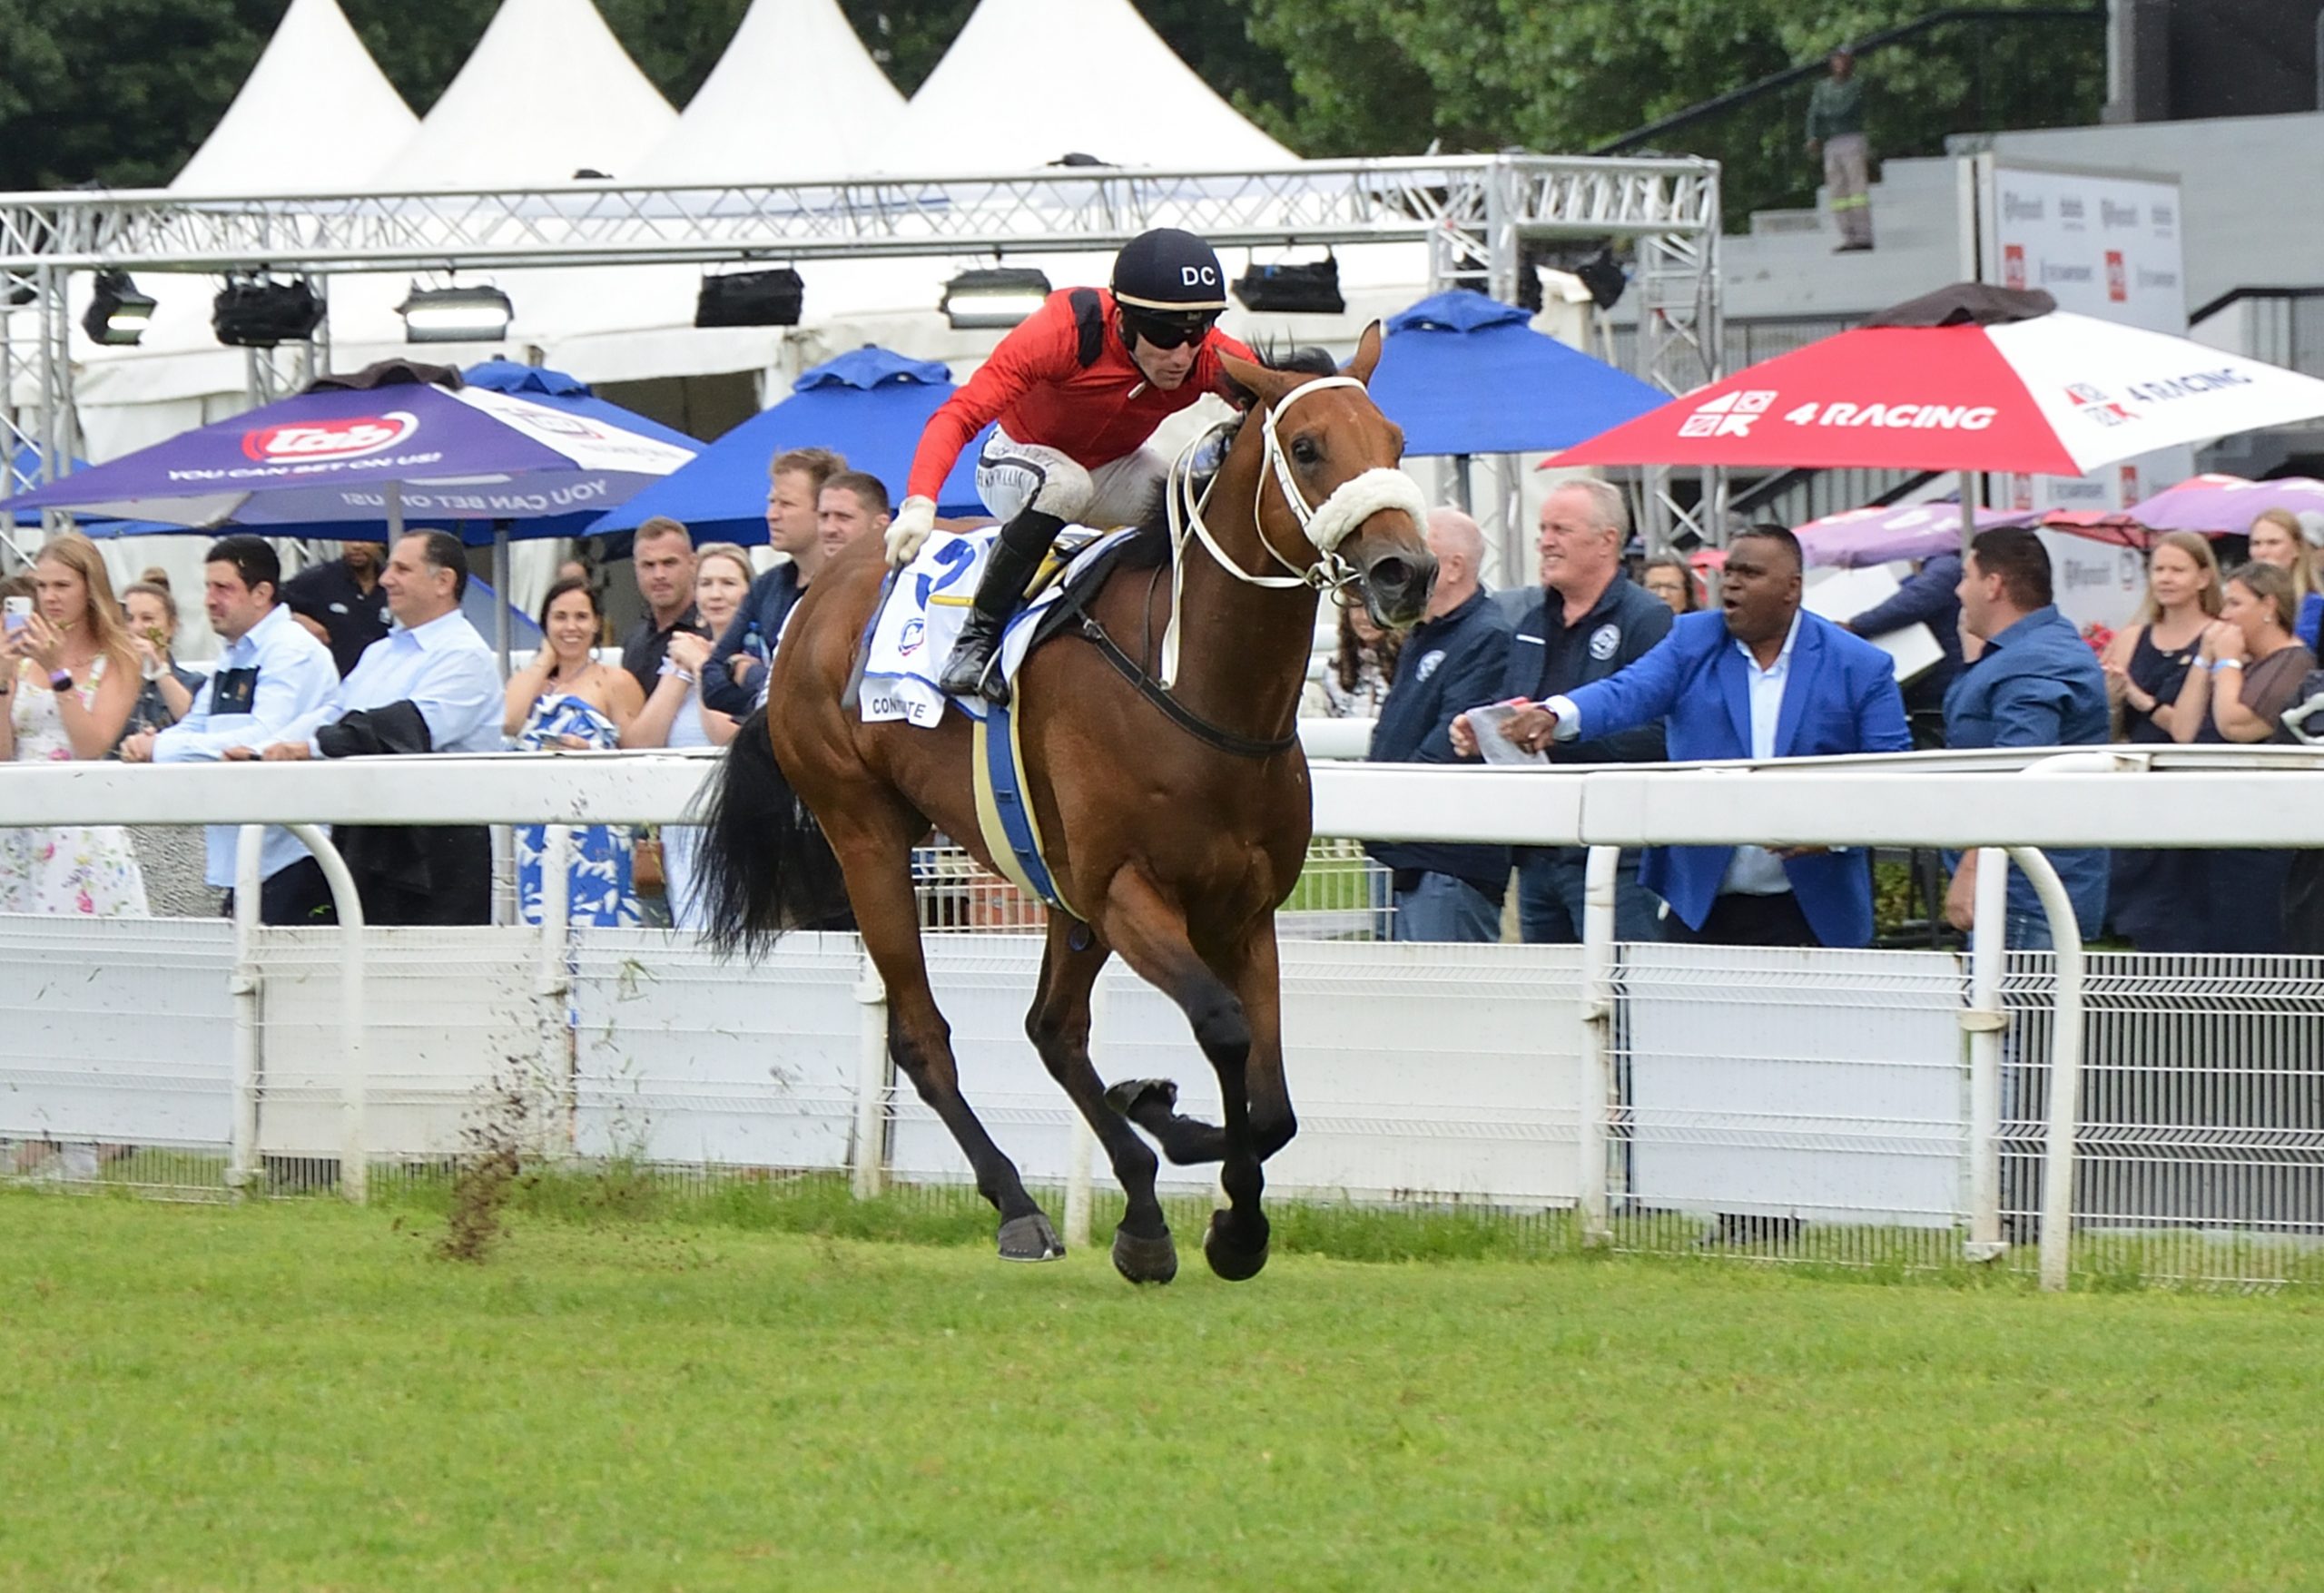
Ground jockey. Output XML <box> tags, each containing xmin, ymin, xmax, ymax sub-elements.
<box><xmin>884</xmin><ymin>227</ymin><xmax>1258</xmax><ymax>703</ymax></box>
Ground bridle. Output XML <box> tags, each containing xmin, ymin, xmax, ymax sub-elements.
<box><xmin>1158</xmin><ymin>372</ymin><xmax>1427</xmax><ymax>683</ymax></box>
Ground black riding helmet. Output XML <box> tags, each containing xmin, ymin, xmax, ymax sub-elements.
<box><xmin>1112</xmin><ymin>228</ymin><xmax>1227</xmax><ymax>346</ymax></box>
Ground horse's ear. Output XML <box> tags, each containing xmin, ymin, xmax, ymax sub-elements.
<box><xmin>1221</xmin><ymin>349</ymin><xmax>1298</xmax><ymax>410</ymax></box>
<box><xmin>1342</xmin><ymin>320</ymin><xmax>1384</xmax><ymax>385</ymax></box>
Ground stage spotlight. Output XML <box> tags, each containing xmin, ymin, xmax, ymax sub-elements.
<box><xmin>1230</xmin><ymin>256</ymin><xmax>1344</xmax><ymax>316</ymax></box>
<box><xmin>941</xmin><ymin>267</ymin><xmax>1052</xmax><ymax>330</ymax></box>
<box><xmin>397</xmin><ymin>284</ymin><xmax>515</xmax><ymax>343</ymax></box>
<box><xmin>1574</xmin><ymin>248</ymin><xmax>1629</xmax><ymax>311</ymax></box>
<box><xmin>83</xmin><ymin>270</ymin><xmax>157</xmax><ymax>346</ymax></box>
<box><xmin>212</xmin><ymin>275</ymin><xmax>325</xmax><ymax>347</ymax></box>
<box><xmin>695</xmin><ymin>268</ymin><xmax>804</xmax><ymax>329</ymax></box>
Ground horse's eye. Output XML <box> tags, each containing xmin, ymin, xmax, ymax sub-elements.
<box><xmin>1291</xmin><ymin>437</ymin><xmax>1321</xmax><ymax>467</ymax></box>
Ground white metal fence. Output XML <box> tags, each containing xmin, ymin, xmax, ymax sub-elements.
<box><xmin>6</xmin><ymin>744</ymin><xmax>2324</xmax><ymax>1289</ymax></box>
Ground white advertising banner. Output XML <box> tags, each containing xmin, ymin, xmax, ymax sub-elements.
<box><xmin>1968</xmin><ymin>155</ymin><xmax>2192</xmax><ymax>514</ymax></box>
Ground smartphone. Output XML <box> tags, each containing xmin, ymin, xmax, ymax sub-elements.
<box><xmin>3</xmin><ymin>595</ymin><xmax>28</xmax><ymax>634</ymax></box>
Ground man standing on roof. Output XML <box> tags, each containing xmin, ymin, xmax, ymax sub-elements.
<box><xmin>1806</xmin><ymin>47</ymin><xmax>1875</xmax><ymax>253</ymax></box>
<box><xmin>884</xmin><ymin>227</ymin><xmax>1258</xmax><ymax>704</ymax></box>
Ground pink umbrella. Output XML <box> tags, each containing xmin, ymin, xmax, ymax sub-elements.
<box><xmin>1794</xmin><ymin>500</ymin><xmax>2037</xmax><ymax>568</ymax></box>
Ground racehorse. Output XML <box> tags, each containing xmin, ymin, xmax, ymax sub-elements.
<box><xmin>692</xmin><ymin>325</ymin><xmax>1434</xmax><ymax>1283</ymax></box>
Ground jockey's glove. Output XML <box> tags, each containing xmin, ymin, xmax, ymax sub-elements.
<box><xmin>886</xmin><ymin>496</ymin><xmax>938</xmax><ymax>566</ymax></box>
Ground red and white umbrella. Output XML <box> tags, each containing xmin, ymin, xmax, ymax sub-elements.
<box><xmin>1557</xmin><ymin>284</ymin><xmax>2324</xmax><ymax>477</ymax></box>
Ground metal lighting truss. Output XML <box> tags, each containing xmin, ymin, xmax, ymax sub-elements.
<box><xmin>0</xmin><ymin>153</ymin><xmax>1720</xmax><ymax>549</ymax></box>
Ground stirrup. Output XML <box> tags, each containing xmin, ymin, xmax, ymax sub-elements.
<box><xmin>939</xmin><ymin>615</ymin><xmax>1009</xmax><ymax>706</ymax></box>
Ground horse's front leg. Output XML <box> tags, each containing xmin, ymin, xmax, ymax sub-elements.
<box><xmin>1228</xmin><ymin>914</ymin><xmax>1297</xmax><ymax>1164</ymax></box>
<box><xmin>1098</xmin><ymin>868</ymin><xmax>1269</xmax><ymax>1282</ymax></box>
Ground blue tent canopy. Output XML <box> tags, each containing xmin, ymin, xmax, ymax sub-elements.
<box><xmin>592</xmin><ymin>346</ymin><xmax>989</xmax><ymax>542</ymax></box>
<box><xmin>1368</xmin><ymin>290</ymin><xmax>1666</xmax><ymax>457</ymax></box>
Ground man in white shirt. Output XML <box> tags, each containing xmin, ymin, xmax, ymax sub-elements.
<box><xmin>238</xmin><ymin>529</ymin><xmax>503</xmax><ymax>924</ymax></box>
<box><xmin>123</xmin><ymin>536</ymin><xmax>340</xmax><ymax>924</ymax></box>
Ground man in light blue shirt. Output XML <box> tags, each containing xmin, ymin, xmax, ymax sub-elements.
<box><xmin>240</xmin><ymin>530</ymin><xmax>503</xmax><ymax>924</ymax></box>
<box><xmin>122</xmin><ymin>536</ymin><xmax>340</xmax><ymax>924</ymax></box>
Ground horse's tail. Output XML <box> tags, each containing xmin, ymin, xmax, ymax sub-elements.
<box><xmin>692</xmin><ymin>711</ymin><xmax>849</xmax><ymax>959</ymax></box>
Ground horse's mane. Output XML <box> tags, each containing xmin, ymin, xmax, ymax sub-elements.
<box><xmin>1108</xmin><ymin>343</ymin><xmax>1344</xmax><ymax>572</ymax></box>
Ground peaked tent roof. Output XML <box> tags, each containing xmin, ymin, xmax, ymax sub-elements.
<box><xmin>879</xmin><ymin>0</ymin><xmax>1293</xmax><ymax>173</ymax></box>
<box><xmin>172</xmin><ymin>0</ymin><xmax>418</xmax><ymax>195</ymax></box>
<box><xmin>634</xmin><ymin>0</ymin><xmax>903</xmax><ymax>183</ymax></box>
<box><xmin>373</xmin><ymin>0</ymin><xmax>677</xmax><ymax>188</ymax></box>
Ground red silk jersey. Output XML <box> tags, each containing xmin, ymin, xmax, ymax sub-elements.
<box><xmin>905</xmin><ymin>287</ymin><xmax>1256</xmax><ymax>505</ymax></box>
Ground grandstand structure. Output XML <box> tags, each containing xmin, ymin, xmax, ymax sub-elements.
<box><xmin>0</xmin><ymin>152</ymin><xmax>1723</xmax><ymax>553</ymax></box>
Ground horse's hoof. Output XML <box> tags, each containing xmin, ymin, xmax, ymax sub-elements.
<box><xmin>1110</xmin><ymin>1225</ymin><xmax>1178</xmax><ymax>1286</ymax></box>
<box><xmin>1203</xmin><ymin>1210</ymin><xmax>1271</xmax><ymax>1282</ymax></box>
<box><xmin>998</xmin><ymin>1212</ymin><xmax>1065</xmax><ymax>1263</ymax></box>
<box><xmin>1105</xmin><ymin>1077</ymin><xmax>1177</xmax><ymax>1120</ymax></box>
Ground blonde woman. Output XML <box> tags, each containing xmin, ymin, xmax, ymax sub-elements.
<box><xmin>625</xmin><ymin>544</ymin><xmax>747</xmax><ymax>930</ymax></box>
<box><xmin>2100</xmin><ymin>530</ymin><xmax>2223</xmax><ymax>744</ymax></box>
<box><xmin>0</xmin><ymin>533</ymin><xmax>149</xmax><ymax>917</ymax></box>
<box><xmin>2244</xmin><ymin>507</ymin><xmax>2321</xmax><ymax>651</ymax></box>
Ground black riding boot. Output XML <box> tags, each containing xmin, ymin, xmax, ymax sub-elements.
<box><xmin>939</xmin><ymin>508</ymin><xmax>1064</xmax><ymax>705</ymax></box>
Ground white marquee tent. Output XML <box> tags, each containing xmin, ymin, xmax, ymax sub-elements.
<box><xmin>371</xmin><ymin>0</ymin><xmax>676</xmax><ymax>190</ymax></box>
<box><xmin>875</xmin><ymin>0</ymin><xmax>1293</xmax><ymax>172</ymax></box>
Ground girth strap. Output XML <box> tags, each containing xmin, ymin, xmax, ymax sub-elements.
<box><xmin>1077</xmin><ymin>615</ymin><xmax>1298</xmax><ymax>760</ymax></box>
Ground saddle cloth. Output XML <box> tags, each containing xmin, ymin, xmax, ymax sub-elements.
<box><xmin>862</xmin><ymin>526</ymin><xmax>1134</xmax><ymax>727</ymax></box>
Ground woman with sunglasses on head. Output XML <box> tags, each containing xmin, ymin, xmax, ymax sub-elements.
<box><xmin>884</xmin><ymin>228</ymin><xmax>1259</xmax><ymax>704</ymax></box>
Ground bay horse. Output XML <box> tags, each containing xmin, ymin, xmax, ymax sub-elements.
<box><xmin>693</xmin><ymin>325</ymin><xmax>1434</xmax><ymax>1283</ymax></box>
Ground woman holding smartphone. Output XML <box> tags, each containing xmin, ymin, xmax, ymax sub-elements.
<box><xmin>0</xmin><ymin>533</ymin><xmax>150</xmax><ymax>919</ymax></box>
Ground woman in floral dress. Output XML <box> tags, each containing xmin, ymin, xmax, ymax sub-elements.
<box><xmin>0</xmin><ymin>533</ymin><xmax>150</xmax><ymax>917</ymax></box>
<box><xmin>503</xmin><ymin>575</ymin><xmax>645</xmax><ymax>927</ymax></box>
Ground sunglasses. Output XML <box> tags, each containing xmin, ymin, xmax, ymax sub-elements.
<box><xmin>1124</xmin><ymin>313</ymin><xmax>1217</xmax><ymax>350</ymax></box>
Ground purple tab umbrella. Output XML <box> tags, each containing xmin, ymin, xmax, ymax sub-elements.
<box><xmin>1</xmin><ymin>362</ymin><xmax>696</xmax><ymax>673</ymax></box>
<box><xmin>1</xmin><ymin>367</ymin><xmax>694</xmax><ymax>535</ymax></box>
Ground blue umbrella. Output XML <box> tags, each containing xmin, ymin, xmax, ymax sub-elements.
<box><xmin>1370</xmin><ymin>290</ymin><xmax>1666</xmax><ymax>457</ymax></box>
<box><xmin>592</xmin><ymin>346</ymin><xmax>990</xmax><ymax>542</ymax></box>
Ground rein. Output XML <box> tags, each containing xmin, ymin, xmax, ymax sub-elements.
<box><xmin>1159</xmin><ymin>372</ymin><xmax>1428</xmax><ymax>685</ymax></box>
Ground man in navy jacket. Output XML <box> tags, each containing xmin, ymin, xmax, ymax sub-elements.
<box><xmin>1367</xmin><ymin>509</ymin><xmax>1513</xmax><ymax>941</ymax></box>
<box><xmin>1461</xmin><ymin>526</ymin><xmax>1911</xmax><ymax>947</ymax></box>
<box><xmin>1496</xmin><ymin>479</ymin><xmax>1673</xmax><ymax>941</ymax></box>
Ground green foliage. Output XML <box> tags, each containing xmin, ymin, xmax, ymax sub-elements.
<box><xmin>1239</xmin><ymin>0</ymin><xmax>2109</xmax><ymax>225</ymax></box>
<box><xmin>0</xmin><ymin>0</ymin><xmax>286</xmax><ymax>191</ymax></box>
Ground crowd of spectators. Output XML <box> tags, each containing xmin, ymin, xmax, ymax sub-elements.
<box><xmin>0</xmin><ymin>448</ymin><xmax>892</xmax><ymax>938</ymax></box>
<box><xmin>5</xmin><ymin>458</ymin><xmax>2322</xmax><ymax>960</ymax></box>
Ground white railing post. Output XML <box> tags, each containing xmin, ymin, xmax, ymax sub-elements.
<box><xmin>1962</xmin><ymin>846</ymin><xmax>2010</xmax><ymax>1260</ymax></box>
<box><xmin>1576</xmin><ymin>843</ymin><xmax>1618</xmax><ymax>1245</ymax></box>
<box><xmin>851</xmin><ymin>941</ymin><xmax>890</xmax><ymax>1200</ymax></box>
<box><xmin>285</xmin><ymin>823</ymin><xmax>366</xmax><ymax>1205</ymax></box>
<box><xmin>1063</xmin><ymin>969</ymin><xmax>1105</xmax><ymax>1250</ymax></box>
<box><xmin>2004</xmin><ymin>845</ymin><xmax>2088</xmax><ymax>1293</ymax></box>
<box><xmin>227</xmin><ymin>825</ymin><xmax>266</xmax><ymax>1195</ymax></box>
<box><xmin>535</xmin><ymin>825</ymin><xmax>574</xmax><ymax>1155</ymax></box>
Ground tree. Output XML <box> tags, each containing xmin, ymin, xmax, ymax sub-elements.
<box><xmin>0</xmin><ymin>0</ymin><xmax>285</xmax><ymax>191</ymax></box>
<box><xmin>1236</xmin><ymin>0</ymin><xmax>2109</xmax><ymax>227</ymax></box>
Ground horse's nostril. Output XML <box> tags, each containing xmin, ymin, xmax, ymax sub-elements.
<box><xmin>1368</xmin><ymin>557</ymin><xmax>1412</xmax><ymax>594</ymax></box>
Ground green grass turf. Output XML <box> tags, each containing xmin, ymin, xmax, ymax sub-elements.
<box><xmin>4</xmin><ymin>1190</ymin><xmax>2321</xmax><ymax>1592</ymax></box>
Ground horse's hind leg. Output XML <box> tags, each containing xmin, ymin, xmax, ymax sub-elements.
<box><xmin>1026</xmin><ymin>919</ymin><xmax>1176</xmax><ymax>1284</ymax></box>
<box><xmin>828</xmin><ymin>799</ymin><xmax>1060</xmax><ymax>1262</ymax></box>
<box><xmin>1098</xmin><ymin>869</ymin><xmax>1270</xmax><ymax>1282</ymax></box>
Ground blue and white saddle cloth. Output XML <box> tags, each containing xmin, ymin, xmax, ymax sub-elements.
<box><xmin>862</xmin><ymin>526</ymin><xmax>1134</xmax><ymax>727</ymax></box>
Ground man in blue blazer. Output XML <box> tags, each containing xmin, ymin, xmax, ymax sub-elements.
<box><xmin>1458</xmin><ymin>526</ymin><xmax>1912</xmax><ymax>947</ymax></box>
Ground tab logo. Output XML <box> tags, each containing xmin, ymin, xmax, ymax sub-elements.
<box><xmin>241</xmin><ymin>411</ymin><xmax>419</xmax><ymax>463</ymax></box>
<box><xmin>2064</xmin><ymin>383</ymin><xmax>2136</xmax><ymax>428</ymax></box>
<box><xmin>1677</xmin><ymin>389</ymin><xmax>1776</xmax><ymax>438</ymax></box>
